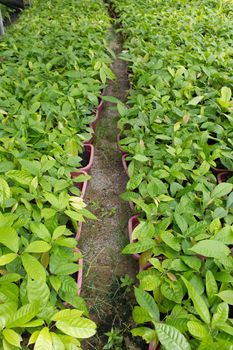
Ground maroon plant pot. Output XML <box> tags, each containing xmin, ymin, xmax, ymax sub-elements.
<box><xmin>217</xmin><ymin>171</ymin><xmax>230</xmax><ymax>184</ymax></box>
<box><xmin>75</xmin><ymin>222</ymin><xmax>83</xmax><ymax>241</ymax></box>
<box><xmin>75</xmin><ymin>248</ymin><xmax>83</xmax><ymax>296</ymax></box>
<box><xmin>91</xmin><ymin>99</ymin><xmax>104</xmax><ymax>131</ymax></box>
<box><xmin>81</xmin><ymin>143</ymin><xmax>95</xmax><ymax>173</ymax></box>
<box><xmin>117</xmin><ymin>134</ymin><xmax>127</xmax><ymax>155</ymax></box>
<box><xmin>70</xmin><ymin>170</ymin><xmax>88</xmax><ymax>199</ymax></box>
<box><xmin>149</xmin><ymin>342</ymin><xmax>160</xmax><ymax>350</ymax></box>
<box><xmin>121</xmin><ymin>153</ymin><xmax>129</xmax><ymax>176</ymax></box>
<box><xmin>128</xmin><ymin>215</ymin><xmax>140</xmax><ymax>260</ymax></box>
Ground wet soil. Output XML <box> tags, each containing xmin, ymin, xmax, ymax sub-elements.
<box><xmin>80</xmin><ymin>25</ymin><xmax>146</xmax><ymax>350</ymax></box>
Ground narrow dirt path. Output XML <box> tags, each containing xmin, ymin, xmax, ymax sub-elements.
<box><xmin>80</xmin><ymin>25</ymin><xmax>146</xmax><ymax>350</ymax></box>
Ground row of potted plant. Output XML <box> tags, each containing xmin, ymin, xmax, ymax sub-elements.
<box><xmin>0</xmin><ymin>0</ymin><xmax>110</xmax><ymax>348</ymax></box>
<box><xmin>113</xmin><ymin>0</ymin><xmax>233</xmax><ymax>349</ymax></box>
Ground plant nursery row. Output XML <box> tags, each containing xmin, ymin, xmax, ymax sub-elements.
<box><xmin>112</xmin><ymin>0</ymin><xmax>233</xmax><ymax>349</ymax></box>
<box><xmin>0</xmin><ymin>0</ymin><xmax>113</xmax><ymax>348</ymax></box>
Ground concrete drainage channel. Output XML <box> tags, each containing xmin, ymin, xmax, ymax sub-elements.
<box><xmin>80</xmin><ymin>9</ymin><xmax>147</xmax><ymax>350</ymax></box>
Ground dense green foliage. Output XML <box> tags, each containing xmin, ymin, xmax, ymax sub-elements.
<box><xmin>112</xmin><ymin>0</ymin><xmax>233</xmax><ymax>349</ymax></box>
<box><xmin>0</xmin><ymin>0</ymin><xmax>112</xmax><ymax>348</ymax></box>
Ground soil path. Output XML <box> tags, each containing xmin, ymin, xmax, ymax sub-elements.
<box><xmin>80</xmin><ymin>24</ymin><xmax>145</xmax><ymax>350</ymax></box>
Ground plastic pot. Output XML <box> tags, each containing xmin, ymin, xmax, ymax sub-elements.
<box><xmin>117</xmin><ymin>134</ymin><xmax>127</xmax><ymax>155</ymax></box>
<box><xmin>149</xmin><ymin>341</ymin><xmax>160</xmax><ymax>350</ymax></box>
<box><xmin>81</xmin><ymin>143</ymin><xmax>95</xmax><ymax>173</ymax></box>
<box><xmin>75</xmin><ymin>248</ymin><xmax>83</xmax><ymax>296</ymax></box>
<box><xmin>75</xmin><ymin>222</ymin><xmax>83</xmax><ymax>241</ymax></box>
<box><xmin>217</xmin><ymin>171</ymin><xmax>230</xmax><ymax>184</ymax></box>
<box><xmin>128</xmin><ymin>215</ymin><xmax>140</xmax><ymax>260</ymax></box>
<box><xmin>70</xmin><ymin>170</ymin><xmax>88</xmax><ymax>199</ymax></box>
<box><xmin>121</xmin><ymin>153</ymin><xmax>129</xmax><ymax>176</ymax></box>
<box><xmin>91</xmin><ymin>99</ymin><xmax>104</xmax><ymax>131</ymax></box>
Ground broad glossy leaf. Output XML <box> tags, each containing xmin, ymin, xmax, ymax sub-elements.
<box><xmin>7</xmin><ymin>302</ymin><xmax>39</xmax><ymax>328</ymax></box>
<box><xmin>189</xmin><ymin>240</ymin><xmax>230</xmax><ymax>259</ymax></box>
<box><xmin>0</xmin><ymin>227</ymin><xmax>19</xmax><ymax>253</ymax></box>
<box><xmin>212</xmin><ymin>302</ymin><xmax>229</xmax><ymax>328</ymax></box>
<box><xmin>155</xmin><ymin>323</ymin><xmax>191</xmax><ymax>350</ymax></box>
<box><xmin>27</xmin><ymin>278</ymin><xmax>50</xmax><ymax>308</ymax></box>
<box><xmin>34</xmin><ymin>327</ymin><xmax>52</xmax><ymax>350</ymax></box>
<box><xmin>217</xmin><ymin>290</ymin><xmax>233</xmax><ymax>305</ymax></box>
<box><xmin>25</xmin><ymin>241</ymin><xmax>51</xmax><ymax>253</ymax></box>
<box><xmin>134</xmin><ymin>288</ymin><xmax>159</xmax><ymax>322</ymax></box>
<box><xmin>122</xmin><ymin>240</ymin><xmax>155</xmax><ymax>254</ymax></box>
<box><xmin>3</xmin><ymin>329</ymin><xmax>22</xmax><ymax>348</ymax></box>
<box><xmin>206</xmin><ymin>271</ymin><xmax>218</xmax><ymax>305</ymax></box>
<box><xmin>211</xmin><ymin>183</ymin><xmax>233</xmax><ymax>200</ymax></box>
<box><xmin>0</xmin><ymin>253</ymin><xmax>18</xmax><ymax>266</ymax></box>
<box><xmin>181</xmin><ymin>277</ymin><xmax>210</xmax><ymax>324</ymax></box>
<box><xmin>21</xmin><ymin>254</ymin><xmax>46</xmax><ymax>282</ymax></box>
<box><xmin>56</xmin><ymin>318</ymin><xmax>96</xmax><ymax>339</ymax></box>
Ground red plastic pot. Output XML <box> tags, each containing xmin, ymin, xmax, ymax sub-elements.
<box><xmin>117</xmin><ymin>134</ymin><xmax>127</xmax><ymax>155</ymax></box>
<box><xmin>81</xmin><ymin>143</ymin><xmax>95</xmax><ymax>173</ymax></box>
<box><xmin>122</xmin><ymin>153</ymin><xmax>129</xmax><ymax>176</ymax></box>
<box><xmin>91</xmin><ymin>99</ymin><xmax>104</xmax><ymax>131</ymax></box>
<box><xmin>128</xmin><ymin>215</ymin><xmax>140</xmax><ymax>260</ymax></box>
<box><xmin>75</xmin><ymin>222</ymin><xmax>83</xmax><ymax>241</ymax></box>
<box><xmin>149</xmin><ymin>341</ymin><xmax>160</xmax><ymax>350</ymax></box>
<box><xmin>75</xmin><ymin>248</ymin><xmax>83</xmax><ymax>296</ymax></box>
<box><xmin>70</xmin><ymin>170</ymin><xmax>88</xmax><ymax>199</ymax></box>
<box><xmin>217</xmin><ymin>171</ymin><xmax>230</xmax><ymax>184</ymax></box>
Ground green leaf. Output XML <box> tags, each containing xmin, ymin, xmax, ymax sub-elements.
<box><xmin>188</xmin><ymin>95</ymin><xmax>204</xmax><ymax>106</ymax></box>
<box><xmin>6</xmin><ymin>170</ymin><xmax>33</xmax><ymax>186</ymax></box>
<box><xmin>181</xmin><ymin>277</ymin><xmax>210</xmax><ymax>324</ymax></box>
<box><xmin>0</xmin><ymin>178</ymin><xmax>11</xmax><ymax>206</ymax></box>
<box><xmin>34</xmin><ymin>327</ymin><xmax>52</xmax><ymax>350</ymax></box>
<box><xmin>21</xmin><ymin>254</ymin><xmax>46</xmax><ymax>282</ymax></box>
<box><xmin>189</xmin><ymin>240</ymin><xmax>230</xmax><ymax>259</ymax></box>
<box><xmin>134</xmin><ymin>288</ymin><xmax>159</xmax><ymax>322</ymax></box>
<box><xmin>3</xmin><ymin>329</ymin><xmax>22</xmax><ymax>348</ymax></box>
<box><xmin>154</xmin><ymin>323</ymin><xmax>191</xmax><ymax>350</ymax></box>
<box><xmin>7</xmin><ymin>302</ymin><xmax>39</xmax><ymax>328</ymax></box>
<box><xmin>99</xmin><ymin>67</ymin><xmax>106</xmax><ymax>84</ymax></box>
<box><xmin>27</xmin><ymin>278</ymin><xmax>50</xmax><ymax>308</ymax></box>
<box><xmin>132</xmin><ymin>306</ymin><xmax>151</xmax><ymax>324</ymax></box>
<box><xmin>217</xmin><ymin>290</ymin><xmax>233</xmax><ymax>305</ymax></box>
<box><xmin>221</xmin><ymin>86</ymin><xmax>232</xmax><ymax>101</ymax></box>
<box><xmin>30</xmin><ymin>222</ymin><xmax>51</xmax><ymax>242</ymax></box>
<box><xmin>215</xmin><ymin>322</ymin><xmax>233</xmax><ymax>336</ymax></box>
<box><xmin>51</xmin><ymin>333</ymin><xmax>65</xmax><ymax>350</ymax></box>
<box><xmin>25</xmin><ymin>241</ymin><xmax>51</xmax><ymax>253</ymax></box>
<box><xmin>174</xmin><ymin>213</ymin><xmax>188</xmax><ymax>233</ymax></box>
<box><xmin>160</xmin><ymin>231</ymin><xmax>180</xmax><ymax>251</ymax></box>
<box><xmin>56</xmin><ymin>318</ymin><xmax>96</xmax><ymax>339</ymax></box>
<box><xmin>211</xmin><ymin>183</ymin><xmax>233</xmax><ymax>200</ymax></box>
<box><xmin>181</xmin><ymin>256</ymin><xmax>201</xmax><ymax>271</ymax></box>
<box><xmin>127</xmin><ymin>174</ymin><xmax>144</xmax><ymax>191</ymax></box>
<box><xmin>133</xmin><ymin>154</ymin><xmax>149</xmax><ymax>162</ymax></box>
<box><xmin>187</xmin><ymin>321</ymin><xmax>208</xmax><ymax>340</ymax></box>
<box><xmin>49</xmin><ymin>276</ymin><xmax>61</xmax><ymax>293</ymax></box>
<box><xmin>0</xmin><ymin>227</ymin><xmax>19</xmax><ymax>253</ymax></box>
<box><xmin>52</xmin><ymin>310</ymin><xmax>83</xmax><ymax>321</ymax></box>
<box><xmin>0</xmin><ymin>254</ymin><xmax>18</xmax><ymax>266</ymax></box>
<box><xmin>161</xmin><ymin>281</ymin><xmax>183</xmax><ymax>303</ymax></box>
<box><xmin>212</xmin><ymin>302</ymin><xmax>229</xmax><ymax>328</ymax></box>
<box><xmin>214</xmin><ymin>225</ymin><xmax>233</xmax><ymax>245</ymax></box>
<box><xmin>206</xmin><ymin>271</ymin><xmax>218</xmax><ymax>305</ymax></box>
<box><xmin>122</xmin><ymin>240</ymin><xmax>155</xmax><ymax>254</ymax></box>
<box><xmin>131</xmin><ymin>327</ymin><xmax>157</xmax><ymax>343</ymax></box>
<box><xmin>52</xmin><ymin>226</ymin><xmax>67</xmax><ymax>240</ymax></box>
